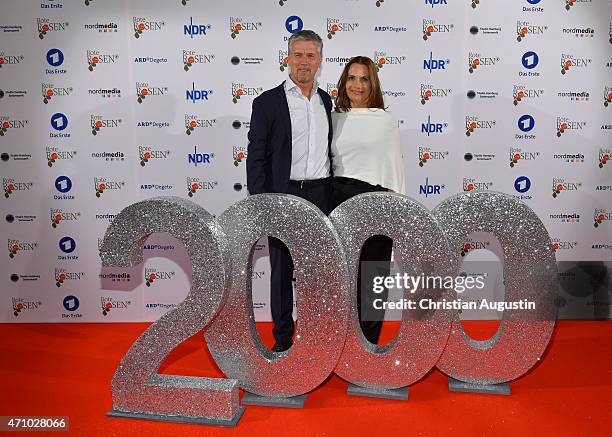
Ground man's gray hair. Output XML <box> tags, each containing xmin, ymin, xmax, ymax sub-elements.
<box><xmin>288</xmin><ymin>30</ymin><xmax>323</xmax><ymax>55</ymax></box>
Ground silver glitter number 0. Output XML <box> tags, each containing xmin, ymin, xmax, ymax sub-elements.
<box><xmin>101</xmin><ymin>192</ymin><xmax>557</xmax><ymax>426</ymax></box>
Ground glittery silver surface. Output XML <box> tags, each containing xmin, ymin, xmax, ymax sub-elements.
<box><xmin>204</xmin><ymin>194</ymin><xmax>350</xmax><ymax>397</ymax></box>
<box><xmin>432</xmin><ymin>191</ymin><xmax>558</xmax><ymax>385</ymax></box>
<box><xmin>99</xmin><ymin>196</ymin><xmax>241</xmax><ymax>422</ymax></box>
<box><xmin>330</xmin><ymin>192</ymin><xmax>454</xmax><ymax>390</ymax></box>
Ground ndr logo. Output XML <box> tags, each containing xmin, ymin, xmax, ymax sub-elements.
<box><xmin>423</xmin><ymin>52</ymin><xmax>448</xmax><ymax>73</ymax></box>
<box><xmin>419</xmin><ymin>177</ymin><xmax>445</xmax><ymax>197</ymax></box>
<box><xmin>188</xmin><ymin>146</ymin><xmax>214</xmax><ymax>167</ymax></box>
<box><xmin>186</xmin><ymin>82</ymin><xmax>211</xmax><ymax>103</ymax></box>
<box><xmin>183</xmin><ymin>17</ymin><xmax>210</xmax><ymax>38</ymax></box>
<box><xmin>425</xmin><ymin>0</ymin><xmax>447</xmax><ymax>6</ymax></box>
<box><xmin>421</xmin><ymin>115</ymin><xmax>447</xmax><ymax>136</ymax></box>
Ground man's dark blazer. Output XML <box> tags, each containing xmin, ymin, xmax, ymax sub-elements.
<box><xmin>246</xmin><ymin>82</ymin><xmax>333</xmax><ymax>195</ymax></box>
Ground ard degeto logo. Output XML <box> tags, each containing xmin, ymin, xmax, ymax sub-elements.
<box><xmin>514</xmin><ymin>176</ymin><xmax>531</xmax><ymax>193</ymax></box>
<box><xmin>50</xmin><ymin>112</ymin><xmax>68</xmax><ymax>131</ymax></box>
<box><xmin>62</xmin><ymin>295</ymin><xmax>79</xmax><ymax>312</ymax></box>
<box><xmin>521</xmin><ymin>51</ymin><xmax>539</xmax><ymax>69</ymax></box>
<box><xmin>54</xmin><ymin>175</ymin><xmax>72</xmax><ymax>193</ymax></box>
<box><xmin>58</xmin><ymin>236</ymin><xmax>76</xmax><ymax>254</ymax></box>
<box><xmin>518</xmin><ymin>114</ymin><xmax>535</xmax><ymax>132</ymax></box>
<box><xmin>46</xmin><ymin>48</ymin><xmax>64</xmax><ymax>67</ymax></box>
<box><xmin>285</xmin><ymin>16</ymin><xmax>303</xmax><ymax>34</ymax></box>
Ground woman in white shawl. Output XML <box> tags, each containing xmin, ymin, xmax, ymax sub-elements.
<box><xmin>331</xmin><ymin>56</ymin><xmax>405</xmax><ymax>345</ymax></box>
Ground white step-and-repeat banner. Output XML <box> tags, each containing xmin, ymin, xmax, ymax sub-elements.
<box><xmin>1</xmin><ymin>0</ymin><xmax>611</xmax><ymax>322</ymax></box>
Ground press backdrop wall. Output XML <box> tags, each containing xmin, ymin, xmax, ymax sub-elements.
<box><xmin>1</xmin><ymin>0</ymin><xmax>611</xmax><ymax>322</ymax></box>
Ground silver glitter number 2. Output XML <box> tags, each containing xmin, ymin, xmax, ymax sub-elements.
<box><xmin>100</xmin><ymin>197</ymin><xmax>243</xmax><ymax>426</ymax></box>
<box><xmin>102</xmin><ymin>192</ymin><xmax>558</xmax><ymax>426</ymax></box>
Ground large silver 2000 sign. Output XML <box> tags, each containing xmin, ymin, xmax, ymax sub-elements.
<box><xmin>100</xmin><ymin>192</ymin><xmax>558</xmax><ymax>427</ymax></box>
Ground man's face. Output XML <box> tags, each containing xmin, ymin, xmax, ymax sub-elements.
<box><xmin>288</xmin><ymin>40</ymin><xmax>322</xmax><ymax>86</ymax></box>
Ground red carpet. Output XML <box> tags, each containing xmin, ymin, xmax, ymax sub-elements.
<box><xmin>0</xmin><ymin>321</ymin><xmax>610</xmax><ymax>436</ymax></box>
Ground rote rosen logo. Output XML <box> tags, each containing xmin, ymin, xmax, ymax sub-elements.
<box><xmin>46</xmin><ymin>146</ymin><xmax>76</xmax><ymax>167</ymax></box>
<box><xmin>278</xmin><ymin>50</ymin><xmax>289</xmax><ymax>72</ymax></box>
<box><xmin>465</xmin><ymin>116</ymin><xmax>496</xmax><ymax>136</ymax></box>
<box><xmin>139</xmin><ymin>146</ymin><xmax>170</xmax><ymax>167</ymax></box>
<box><xmin>184</xmin><ymin>115</ymin><xmax>215</xmax><ymax>135</ymax></box>
<box><xmin>374</xmin><ymin>51</ymin><xmax>405</xmax><ymax>71</ymax></box>
<box><xmin>512</xmin><ymin>85</ymin><xmax>543</xmax><ymax>106</ymax></box>
<box><xmin>55</xmin><ymin>268</ymin><xmax>84</xmax><ymax>287</ymax></box>
<box><xmin>136</xmin><ymin>82</ymin><xmax>167</xmax><ymax>103</ymax></box>
<box><xmin>186</xmin><ymin>178</ymin><xmax>218</xmax><ymax>197</ymax></box>
<box><xmin>233</xmin><ymin>146</ymin><xmax>248</xmax><ymax>167</ymax></box>
<box><xmin>556</xmin><ymin>117</ymin><xmax>585</xmax><ymax>137</ymax></box>
<box><xmin>604</xmin><ymin>86</ymin><xmax>612</xmax><ymax>107</ymax></box>
<box><xmin>133</xmin><ymin>17</ymin><xmax>165</xmax><ymax>39</ymax></box>
<box><xmin>468</xmin><ymin>52</ymin><xmax>500</xmax><ymax>73</ymax></box>
<box><xmin>8</xmin><ymin>239</ymin><xmax>37</xmax><ymax>258</ymax></box>
<box><xmin>326</xmin><ymin>84</ymin><xmax>338</xmax><ymax>100</ymax></box>
<box><xmin>86</xmin><ymin>49</ymin><xmax>118</xmax><ymax>71</ymax></box>
<box><xmin>516</xmin><ymin>21</ymin><xmax>547</xmax><ymax>42</ymax></box>
<box><xmin>183</xmin><ymin>50</ymin><xmax>214</xmax><ymax>71</ymax></box>
<box><xmin>12</xmin><ymin>298</ymin><xmax>41</xmax><ymax>317</ymax></box>
<box><xmin>422</xmin><ymin>19</ymin><xmax>453</xmax><ymax>41</ymax></box>
<box><xmin>552</xmin><ymin>178</ymin><xmax>581</xmax><ymax>198</ymax></box>
<box><xmin>460</xmin><ymin>239</ymin><xmax>489</xmax><ymax>256</ymax></box>
<box><xmin>594</xmin><ymin>209</ymin><xmax>611</xmax><ymax>228</ymax></box>
<box><xmin>326</xmin><ymin>18</ymin><xmax>359</xmax><ymax>39</ymax></box>
<box><xmin>3</xmin><ymin>178</ymin><xmax>33</xmax><ymax>198</ymax></box>
<box><xmin>0</xmin><ymin>51</ymin><xmax>24</xmax><ymax>69</ymax></box>
<box><xmin>0</xmin><ymin>116</ymin><xmax>28</xmax><ymax>136</ymax></box>
<box><xmin>509</xmin><ymin>147</ymin><xmax>539</xmax><ymax>167</ymax></box>
<box><xmin>564</xmin><ymin>0</ymin><xmax>592</xmax><ymax>11</ymax></box>
<box><xmin>560</xmin><ymin>53</ymin><xmax>591</xmax><ymax>75</ymax></box>
<box><xmin>36</xmin><ymin>18</ymin><xmax>68</xmax><ymax>39</ymax></box>
<box><xmin>230</xmin><ymin>17</ymin><xmax>261</xmax><ymax>39</ymax></box>
<box><xmin>231</xmin><ymin>83</ymin><xmax>262</xmax><ymax>104</ymax></box>
<box><xmin>420</xmin><ymin>84</ymin><xmax>451</xmax><ymax>104</ymax></box>
<box><xmin>50</xmin><ymin>208</ymin><xmax>81</xmax><ymax>228</ymax></box>
<box><xmin>41</xmin><ymin>83</ymin><xmax>72</xmax><ymax>104</ymax></box>
<box><xmin>94</xmin><ymin>177</ymin><xmax>125</xmax><ymax>197</ymax></box>
<box><xmin>418</xmin><ymin>146</ymin><xmax>448</xmax><ymax>166</ymax></box>
<box><xmin>599</xmin><ymin>148</ymin><xmax>611</xmax><ymax>168</ymax></box>
<box><xmin>90</xmin><ymin>115</ymin><xmax>122</xmax><ymax>135</ymax></box>
<box><xmin>463</xmin><ymin>178</ymin><xmax>493</xmax><ymax>191</ymax></box>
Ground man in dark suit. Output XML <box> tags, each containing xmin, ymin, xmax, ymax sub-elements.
<box><xmin>246</xmin><ymin>30</ymin><xmax>333</xmax><ymax>352</ymax></box>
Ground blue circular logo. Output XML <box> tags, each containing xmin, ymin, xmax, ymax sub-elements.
<box><xmin>51</xmin><ymin>112</ymin><xmax>68</xmax><ymax>131</ymax></box>
<box><xmin>54</xmin><ymin>175</ymin><xmax>72</xmax><ymax>193</ymax></box>
<box><xmin>285</xmin><ymin>16</ymin><xmax>303</xmax><ymax>34</ymax></box>
<box><xmin>46</xmin><ymin>48</ymin><xmax>64</xmax><ymax>67</ymax></box>
<box><xmin>518</xmin><ymin>114</ymin><xmax>535</xmax><ymax>132</ymax></box>
<box><xmin>521</xmin><ymin>51</ymin><xmax>539</xmax><ymax>69</ymax></box>
<box><xmin>514</xmin><ymin>176</ymin><xmax>532</xmax><ymax>193</ymax></box>
<box><xmin>59</xmin><ymin>236</ymin><xmax>76</xmax><ymax>254</ymax></box>
<box><xmin>63</xmin><ymin>295</ymin><xmax>80</xmax><ymax>312</ymax></box>
<box><xmin>527</xmin><ymin>0</ymin><xmax>541</xmax><ymax>4</ymax></box>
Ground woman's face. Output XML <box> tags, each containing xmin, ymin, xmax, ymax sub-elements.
<box><xmin>345</xmin><ymin>63</ymin><xmax>371</xmax><ymax>108</ymax></box>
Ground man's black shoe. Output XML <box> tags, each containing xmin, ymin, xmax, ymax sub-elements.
<box><xmin>271</xmin><ymin>342</ymin><xmax>292</xmax><ymax>352</ymax></box>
